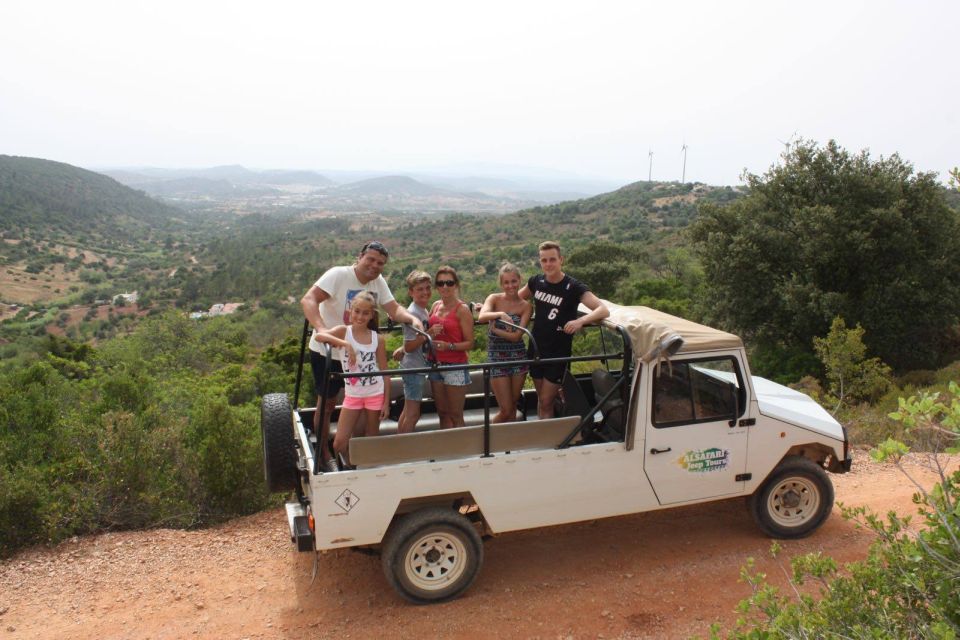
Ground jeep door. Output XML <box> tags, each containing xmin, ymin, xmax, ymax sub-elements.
<box><xmin>642</xmin><ymin>354</ymin><xmax>751</xmax><ymax>504</ymax></box>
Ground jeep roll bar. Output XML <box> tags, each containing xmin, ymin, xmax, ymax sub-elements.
<box><xmin>291</xmin><ymin>314</ymin><xmax>633</xmax><ymax>473</ymax></box>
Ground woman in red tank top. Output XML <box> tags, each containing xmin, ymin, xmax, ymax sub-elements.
<box><xmin>427</xmin><ymin>266</ymin><xmax>475</xmax><ymax>428</ymax></box>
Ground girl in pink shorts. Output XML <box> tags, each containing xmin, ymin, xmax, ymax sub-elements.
<box><xmin>314</xmin><ymin>291</ymin><xmax>389</xmax><ymax>466</ymax></box>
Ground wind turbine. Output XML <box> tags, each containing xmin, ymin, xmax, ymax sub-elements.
<box><xmin>777</xmin><ymin>131</ymin><xmax>797</xmax><ymax>162</ymax></box>
<box><xmin>648</xmin><ymin>150</ymin><xmax>654</xmax><ymax>182</ymax></box>
<box><xmin>681</xmin><ymin>142</ymin><xmax>688</xmax><ymax>183</ymax></box>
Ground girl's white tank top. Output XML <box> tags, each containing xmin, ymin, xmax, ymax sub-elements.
<box><xmin>344</xmin><ymin>326</ymin><xmax>383</xmax><ymax>398</ymax></box>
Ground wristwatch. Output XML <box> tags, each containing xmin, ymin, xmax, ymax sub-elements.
<box><xmin>448</xmin><ymin>342</ymin><xmax>455</xmax><ymax>351</ymax></box>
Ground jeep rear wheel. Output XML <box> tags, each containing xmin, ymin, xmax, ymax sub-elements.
<box><xmin>381</xmin><ymin>507</ymin><xmax>483</xmax><ymax>604</ymax></box>
<box><xmin>261</xmin><ymin>393</ymin><xmax>298</xmax><ymax>493</ymax></box>
<box><xmin>749</xmin><ymin>457</ymin><xmax>834</xmax><ymax>539</ymax></box>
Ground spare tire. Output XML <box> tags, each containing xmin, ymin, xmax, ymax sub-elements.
<box><xmin>261</xmin><ymin>393</ymin><xmax>298</xmax><ymax>493</ymax></box>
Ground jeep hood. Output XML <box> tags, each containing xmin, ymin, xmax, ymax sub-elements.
<box><xmin>752</xmin><ymin>376</ymin><xmax>845</xmax><ymax>441</ymax></box>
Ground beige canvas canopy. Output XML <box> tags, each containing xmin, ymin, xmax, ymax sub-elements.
<box><xmin>585</xmin><ymin>301</ymin><xmax>743</xmax><ymax>362</ymax></box>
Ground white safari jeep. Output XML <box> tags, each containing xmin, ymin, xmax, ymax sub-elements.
<box><xmin>261</xmin><ymin>302</ymin><xmax>850</xmax><ymax>604</ymax></box>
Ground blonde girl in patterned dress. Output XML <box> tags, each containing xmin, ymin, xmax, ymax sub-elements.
<box><xmin>478</xmin><ymin>263</ymin><xmax>532</xmax><ymax>423</ymax></box>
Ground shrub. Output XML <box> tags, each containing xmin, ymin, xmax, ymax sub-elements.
<box><xmin>813</xmin><ymin>317</ymin><xmax>892</xmax><ymax>410</ymax></box>
<box><xmin>184</xmin><ymin>393</ymin><xmax>270</xmax><ymax>516</ymax></box>
<box><xmin>714</xmin><ymin>383</ymin><xmax>960</xmax><ymax>638</ymax></box>
<box><xmin>0</xmin><ymin>312</ymin><xmax>283</xmax><ymax>556</ymax></box>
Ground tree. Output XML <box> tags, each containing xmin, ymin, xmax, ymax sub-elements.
<box><xmin>690</xmin><ymin>139</ymin><xmax>960</xmax><ymax>372</ymax></box>
<box><xmin>566</xmin><ymin>241</ymin><xmax>633</xmax><ymax>300</ymax></box>
<box><xmin>813</xmin><ymin>317</ymin><xmax>892</xmax><ymax>410</ymax></box>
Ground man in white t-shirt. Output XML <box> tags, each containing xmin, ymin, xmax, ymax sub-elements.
<box><xmin>301</xmin><ymin>241</ymin><xmax>423</xmax><ymax>470</ymax></box>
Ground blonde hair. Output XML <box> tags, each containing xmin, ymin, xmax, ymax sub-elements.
<box><xmin>350</xmin><ymin>291</ymin><xmax>379</xmax><ymax>330</ymax></box>
<box><xmin>538</xmin><ymin>240</ymin><xmax>561</xmax><ymax>256</ymax></box>
<box><xmin>405</xmin><ymin>270</ymin><xmax>432</xmax><ymax>289</ymax></box>
<box><xmin>499</xmin><ymin>262</ymin><xmax>522</xmax><ymax>283</ymax></box>
<box><xmin>351</xmin><ymin>291</ymin><xmax>377</xmax><ymax>310</ymax></box>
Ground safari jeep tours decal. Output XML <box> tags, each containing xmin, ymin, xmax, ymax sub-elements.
<box><xmin>679</xmin><ymin>448</ymin><xmax>729</xmax><ymax>472</ymax></box>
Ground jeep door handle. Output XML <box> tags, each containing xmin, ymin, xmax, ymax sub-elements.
<box><xmin>649</xmin><ymin>447</ymin><xmax>672</xmax><ymax>455</ymax></box>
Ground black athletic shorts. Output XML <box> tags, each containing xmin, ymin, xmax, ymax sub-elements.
<box><xmin>527</xmin><ymin>343</ymin><xmax>568</xmax><ymax>384</ymax></box>
<box><xmin>310</xmin><ymin>351</ymin><xmax>345</xmax><ymax>398</ymax></box>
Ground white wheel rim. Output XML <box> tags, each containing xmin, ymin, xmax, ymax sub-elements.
<box><xmin>767</xmin><ymin>476</ymin><xmax>820</xmax><ymax>527</ymax></box>
<box><xmin>403</xmin><ymin>531</ymin><xmax>468</xmax><ymax>592</ymax></box>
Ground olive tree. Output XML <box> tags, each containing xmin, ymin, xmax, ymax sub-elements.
<box><xmin>690</xmin><ymin>140</ymin><xmax>960</xmax><ymax>372</ymax></box>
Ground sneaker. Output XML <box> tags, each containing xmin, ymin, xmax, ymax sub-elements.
<box><xmin>322</xmin><ymin>457</ymin><xmax>339</xmax><ymax>473</ymax></box>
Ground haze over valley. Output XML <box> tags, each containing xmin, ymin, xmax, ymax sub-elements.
<box><xmin>99</xmin><ymin>163</ymin><xmax>620</xmax><ymax>216</ymax></box>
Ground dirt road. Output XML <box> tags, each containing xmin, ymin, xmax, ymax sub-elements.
<box><xmin>1</xmin><ymin>453</ymin><xmax>953</xmax><ymax>640</ymax></box>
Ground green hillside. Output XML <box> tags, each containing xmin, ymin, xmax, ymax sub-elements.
<box><xmin>0</xmin><ymin>157</ymin><xmax>205</xmax><ymax>317</ymax></box>
<box><xmin>387</xmin><ymin>179</ymin><xmax>740</xmax><ymax>254</ymax></box>
<box><xmin>174</xmin><ymin>180</ymin><xmax>738</xmax><ymax>313</ymax></box>
<box><xmin>0</xmin><ymin>158</ymin><xmax>739</xmax><ymax>347</ymax></box>
<box><xmin>0</xmin><ymin>155</ymin><xmax>186</xmax><ymax>236</ymax></box>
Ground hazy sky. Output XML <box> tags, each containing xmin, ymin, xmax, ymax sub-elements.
<box><xmin>1</xmin><ymin>1</ymin><xmax>957</xmax><ymax>186</ymax></box>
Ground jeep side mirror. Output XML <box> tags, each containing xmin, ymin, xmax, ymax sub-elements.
<box><xmin>641</xmin><ymin>333</ymin><xmax>684</xmax><ymax>363</ymax></box>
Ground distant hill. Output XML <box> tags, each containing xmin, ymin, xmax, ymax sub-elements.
<box><xmin>97</xmin><ymin>165</ymin><xmax>605</xmax><ymax>212</ymax></box>
<box><xmin>258</xmin><ymin>170</ymin><xmax>335</xmax><ymax>187</ymax></box>
<box><xmin>169</xmin><ymin>179</ymin><xmax>742</xmax><ymax>308</ymax></box>
<box><xmin>335</xmin><ymin>175</ymin><xmax>454</xmax><ymax>197</ymax></box>
<box><xmin>381</xmin><ymin>180</ymin><xmax>743</xmax><ymax>260</ymax></box>
<box><xmin>414</xmin><ymin>175</ymin><xmax>596</xmax><ymax>203</ymax></box>
<box><xmin>136</xmin><ymin>177</ymin><xmax>279</xmax><ymax>198</ymax></box>
<box><xmin>190</xmin><ymin>165</ymin><xmax>260</xmax><ymax>183</ymax></box>
<box><xmin>103</xmin><ymin>166</ymin><xmax>335</xmax><ymax>189</ymax></box>
<box><xmin>111</xmin><ymin>165</ymin><xmax>261</xmax><ymax>183</ymax></box>
<box><xmin>0</xmin><ymin>155</ymin><xmax>183</xmax><ymax>234</ymax></box>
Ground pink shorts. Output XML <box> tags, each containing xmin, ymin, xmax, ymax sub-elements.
<box><xmin>342</xmin><ymin>394</ymin><xmax>385</xmax><ymax>411</ymax></box>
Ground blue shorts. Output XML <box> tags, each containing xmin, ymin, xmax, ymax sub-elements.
<box><xmin>401</xmin><ymin>372</ymin><xmax>427</xmax><ymax>402</ymax></box>
<box><xmin>428</xmin><ymin>368</ymin><xmax>472</xmax><ymax>387</ymax></box>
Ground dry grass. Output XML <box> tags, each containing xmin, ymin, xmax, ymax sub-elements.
<box><xmin>44</xmin><ymin>304</ymin><xmax>116</xmax><ymax>336</ymax></box>
<box><xmin>0</xmin><ymin>263</ymin><xmax>82</xmax><ymax>304</ymax></box>
<box><xmin>651</xmin><ymin>194</ymin><xmax>697</xmax><ymax>207</ymax></box>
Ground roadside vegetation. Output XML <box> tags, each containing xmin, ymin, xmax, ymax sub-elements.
<box><xmin>708</xmin><ymin>158</ymin><xmax>960</xmax><ymax>639</ymax></box>
<box><xmin>2</xmin><ymin>144</ymin><xmax>960</xmax><ymax>639</ymax></box>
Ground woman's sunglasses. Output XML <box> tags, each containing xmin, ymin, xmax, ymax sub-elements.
<box><xmin>435</xmin><ymin>279</ymin><xmax>457</xmax><ymax>287</ymax></box>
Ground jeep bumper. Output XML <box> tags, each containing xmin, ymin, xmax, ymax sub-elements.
<box><xmin>285</xmin><ymin>501</ymin><xmax>314</xmax><ymax>552</ymax></box>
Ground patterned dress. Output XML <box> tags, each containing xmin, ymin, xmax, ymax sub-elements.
<box><xmin>488</xmin><ymin>313</ymin><xmax>529</xmax><ymax>378</ymax></box>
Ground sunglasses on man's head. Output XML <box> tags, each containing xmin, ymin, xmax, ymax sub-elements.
<box><xmin>435</xmin><ymin>279</ymin><xmax>456</xmax><ymax>287</ymax></box>
<box><xmin>361</xmin><ymin>241</ymin><xmax>388</xmax><ymax>258</ymax></box>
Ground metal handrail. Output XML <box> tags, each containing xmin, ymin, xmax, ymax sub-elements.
<box><xmin>312</xmin><ymin>341</ymin><xmax>334</xmax><ymax>475</ymax></box>
<box><xmin>293</xmin><ymin>319</ymin><xmax>311</xmax><ymax>410</ymax></box>
<box><xmin>486</xmin><ymin>317</ymin><xmax>539</xmax><ymax>360</ymax></box>
<box><xmin>290</xmin><ymin>315</ymin><xmax>631</xmax><ymax>473</ymax></box>
<box><xmin>405</xmin><ymin>323</ymin><xmax>437</xmax><ymax>363</ymax></box>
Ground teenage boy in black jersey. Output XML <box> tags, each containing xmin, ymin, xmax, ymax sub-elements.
<box><xmin>519</xmin><ymin>241</ymin><xmax>609</xmax><ymax>418</ymax></box>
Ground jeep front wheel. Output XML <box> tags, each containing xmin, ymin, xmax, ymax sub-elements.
<box><xmin>748</xmin><ymin>457</ymin><xmax>834</xmax><ymax>539</ymax></box>
<box><xmin>381</xmin><ymin>507</ymin><xmax>483</xmax><ymax>604</ymax></box>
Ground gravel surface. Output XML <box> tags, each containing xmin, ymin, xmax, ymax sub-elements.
<box><xmin>1</xmin><ymin>452</ymin><xmax>955</xmax><ymax>639</ymax></box>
